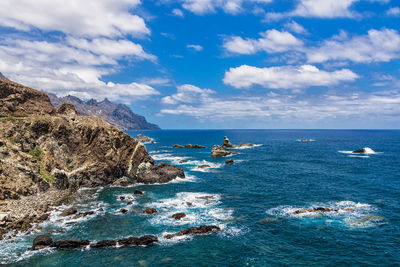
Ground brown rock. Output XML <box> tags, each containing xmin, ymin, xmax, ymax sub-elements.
<box><xmin>211</xmin><ymin>145</ymin><xmax>238</xmax><ymax>158</ymax></box>
<box><xmin>143</xmin><ymin>208</ymin><xmax>157</xmax><ymax>215</ymax></box>
<box><xmin>60</xmin><ymin>208</ymin><xmax>77</xmax><ymax>217</ymax></box>
<box><xmin>164</xmin><ymin>225</ymin><xmax>221</xmax><ymax>239</ymax></box>
<box><xmin>171</xmin><ymin>212</ymin><xmax>186</xmax><ymax>220</ymax></box>
<box><xmin>136</xmin><ymin>163</ymin><xmax>185</xmax><ymax>184</ymax></box>
<box><xmin>225</xmin><ymin>159</ymin><xmax>234</xmax><ymax>165</ymax></box>
<box><xmin>57</xmin><ymin>103</ymin><xmax>77</xmax><ymax>116</ymax></box>
<box><xmin>173</xmin><ymin>144</ymin><xmax>184</xmax><ymax>148</ymax></box>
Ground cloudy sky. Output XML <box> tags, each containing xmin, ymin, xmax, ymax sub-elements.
<box><xmin>0</xmin><ymin>0</ymin><xmax>399</xmax><ymax>129</ymax></box>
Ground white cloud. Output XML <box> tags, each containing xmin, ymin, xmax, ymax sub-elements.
<box><xmin>266</xmin><ymin>0</ymin><xmax>359</xmax><ymax>20</ymax></box>
<box><xmin>187</xmin><ymin>44</ymin><xmax>204</xmax><ymax>52</ymax></box>
<box><xmin>386</xmin><ymin>7</ymin><xmax>400</xmax><ymax>16</ymax></box>
<box><xmin>284</xmin><ymin>21</ymin><xmax>308</xmax><ymax>34</ymax></box>
<box><xmin>307</xmin><ymin>29</ymin><xmax>400</xmax><ymax>63</ymax></box>
<box><xmin>223</xmin><ymin>29</ymin><xmax>303</xmax><ymax>55</ymax></box>
<box><xmin>172</xmin><ymin>8</ymin><xmax>185</xmax><ymax>17</ymax></box>
<box><xmin>223</xmin><ymin>64</ymin><xmax>358</xmax><ymax>89</ymax></box>
<box><xmin>180</xmin><ymin>0</ymin><xmax>273</xmax><ymax>15</ymax></box>
<box><xmin>162</xmin><ymin>84</ymin><xmax>215</xmax><ymax>104</ymax></box>
<box><xmin>0</xmin><ymin>0</ymin><xmax>149</xmax><ymax>37</ymax></box>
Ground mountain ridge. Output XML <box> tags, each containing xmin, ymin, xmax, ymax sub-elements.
<box><xmin>48</xmin><ymin>94</ymin><xmax>160</xmax><ymax>131</ymax></box>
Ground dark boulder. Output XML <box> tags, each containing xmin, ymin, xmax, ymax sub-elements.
<box><xmin>225</xmin><ymin>159</ymin><xmax>234</xmax><ymax>165</ymax></box>
<box><xmin>134</xmin><ymin>189</ymin><xmax>143</xmax><ymax>195</ymax></box>
<box><xmin>120</xmin><ymin>209</ymin><xmax>128</xmax><ymax>214</ymax></box>
<box><xmin>164</xmin><ymin>225</ymin><xmax>221</xmax><ymax>239</ymax></box>
<box><xmin>353</xmin><ymin>148</ymin><xmax>366</xmax><ymax>154</ymax></box>
<box><xmin>136</xmin><ymin>163</ymin><xmax>185</xmax><ymax>184</ymax></box>
<box><xmin>118</xmin><ymin>235</ymin><xmax>158</xmax><ymax>246</ymax></box>
<box><xmin>143</xmin><ymin>208</ymin><xmax>157</xmax><ymax>215</ymax></box>
<box><xmin>198</xmin><ymin>165</ymin><xmax>211</xmax><ymax>169</ymax></box>
<box><xmin>32</xmin><ymin>235</ymin><xmax>53</xmax><ymax>249</ymax></box>
<box><xmin>173</xmin><ymin>144</ymin><xmax>184</xmax><ymax>148</ymax></box>
<box><xmin>171</xmin><ymin>212</ymin><xmax>186</xmax><ymax>220</ymax></box>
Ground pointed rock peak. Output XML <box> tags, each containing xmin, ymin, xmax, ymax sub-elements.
<box><xmin>102</xmin><ymin>98</ymin><xmax>111</xmax><ymax>104</ymax></box>
<box><xmin>86</xmin><ymin>99</ymin><xmax>98</xmax><ymax>106</ymax></box>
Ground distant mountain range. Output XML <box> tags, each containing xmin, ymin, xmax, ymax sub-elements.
<box><xmin>48</xmin><ymin>94</ymin><xmax>160</xmax><ymax>130</ymax></box>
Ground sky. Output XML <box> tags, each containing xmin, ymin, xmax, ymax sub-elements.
<box><xmin>0</xmin><ymin>0</ymin><xmax>399</xmax><ymax>129</ymax></box>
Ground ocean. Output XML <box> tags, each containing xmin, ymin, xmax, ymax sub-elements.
<box><xmin>2</xmin><ymin>130</ymin><xmax>400</xmax><ymax>266</ymax></box>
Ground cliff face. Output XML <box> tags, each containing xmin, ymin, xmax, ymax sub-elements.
<box><xmin>48</xmin><ymin>94</ymin><xmax>160</xmax><ymax>131</ymax></box>
<box><xmin>0</xmin><ymin>78</ymin><xmax>180</xmax><ymax>202</ymax></box>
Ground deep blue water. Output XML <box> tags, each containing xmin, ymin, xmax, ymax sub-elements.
<box><xmin>3</xmin><ymin>130</ymin><xmax>400</xmax><ymax>266</ymax></box>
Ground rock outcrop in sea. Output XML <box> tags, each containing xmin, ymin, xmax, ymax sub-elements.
<box><xmin>0</xmin><ymin>77</ymin><xmax>183</xmax><ymax>239</ymax></box>
<box><xmin>211</xmin><ymin>136</ymin><xmax>254</xmax><ymax>158</ymax></box>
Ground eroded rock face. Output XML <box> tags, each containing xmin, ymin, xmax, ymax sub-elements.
<box><xmin>57</xmin><ymin>103</ymin><xmax>78</xmax><ymax>116</ymax></box>
<box><xmin>136</xmin><ymin>163</ymin><xmax>185</xmax><ymax>184</ymax></box>
<box><xmin>164</xmin><ymin>225</ymin><xmax>221</xmax><ymax>239</ymax></box>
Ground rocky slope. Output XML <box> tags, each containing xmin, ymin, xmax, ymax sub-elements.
<box><xmin>48</xmin><ymin>94</ymin><xmax>160</xmax><ymax>130</ymax></box>
<box><xmin>0</xmin><ymin>77</ymin><xmax>182</xmax><ymax>239</ymax></box>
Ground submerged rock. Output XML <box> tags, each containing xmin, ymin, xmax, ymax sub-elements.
<box><xmin>90</xmin><ymin>240</ymin><xmax>117</xmax><ymax>248</ymax></box>
<box><xmin>136</xmin><ymin>163</ymin><xmax>185</xmax><ymax>184</ymax></box>
<box><xmin>198</xmin><ymin>165</ymin><xmax>211</xmax><ymax>169</ymax></box>
<box><xmin>259</xmin><ymin>218</ymin><xmax>279</xmax><ymax>224</ymax></box>
<box><xmin>171</xmin><ymin>212</ymin><xmax>186</xmax><ymax>220</ymax></box>
<box><xmin>292</xmin><ymin>206</ymin><xmax>357</xmax><ymax>215</ymax></box>
<box><xmin>352</xmin><ymin>147</ymin><xmax>375</xmax><ymax>154</ymax></box>
<box><xmin>143</xmin><ymin>208</ymin><xmax>157</xmax><ymax>215</ymax></box>
<box><xmin>164</xmin><ymin>225</ymin><xmax>221</xmax><ymax>239</ymax></box>
<box><xmin>225</xmin><ymin>159</ymin><xmax>234</xmax><ymax>165</ymax></box>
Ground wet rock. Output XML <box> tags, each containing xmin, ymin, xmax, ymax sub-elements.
<box><xmin>211</xmin><ymin>145</ymin><xmax>238</xmax><ymax>158</ymax></box>
<box><xmin>184</xmin><ymin>144</ymin><xmax>205</xmax><ymax>149</ymax></box>
<box><xmin>173</xmin><ymin>144</ymin><xmax>184</xmax><ymax>148</ymax></box>
<box><xmin>198</xmin><ymin>165</ymin><xmax>211</xmax><ymax>169</ymax></box>
<box><xmin>171</xmin><ymin>212</ymin><xmax>186</xmax><ymax>220</ymax></box>
<box><xmin>60</xmin><ymin>208</ymin><xmax>78</xmax><ymax>217</ymax></box>
<box><xmin>118</xmin><ymin>235</ymin><xmax>158</xmax><ymax>246</ymax></box>
<box><xmin>134</xmin><ymin>189</ymin><xmax>143</xmax><ymax>195</ymax></box>
<box><xmin>300</xmin><ymin>139</ymin><xmax>312</xmax><ymax>142</ymax></box>
<box><xmin>136</xmin><ymin>163</ymin><xmax>185</xmax><ymax>184</ymax></box>
<box><xmin>225</xmin><ymin>159</ymin><xmax>234</xmax><ymax>165</ymax></box>
<box><xmin>293</xmin><ymin>207</ymin><xmax>339</xmax><ymax>215</ymax></box>
<box><xmin>186</xmin><ymin>202</ymin><xmax>193</xmax><ymax>206</ymax></box>
<box><xmin>72</xmin><ymin>211</ymin><xmax>95</xmax><ymax>219</ymax></box>
<box><xmin>90</xmin><ymin>240</ymin><xmax>117</xmax><ymax>248</ymax></box>
<box><xmin>51</xmin><ymin>238</ymin><xmax>90</xmax><ymax>249</ymax></box>
<box><xmin>164</xmin><ymin>225</ymin><xmax>221</xmax><ymax>239</ymax></box>
<box><xmin>120</xmin><ymin>196</ymin><xmax>125</xmax><ymax>201</ymax></box>
<box><xmin>120</xmin><ymin>209</ymin><xmax>128</xmax><ymax>214</ymax></box>
<box><xmin>143</xmin><ymin>208</ymin><xmax>157</xmax><ymax>215</ymax></box>
<box><xmin>179</xmin><ymin>160</ymin><xmax>189</xmax><ymax>163</ymax></box>
<box><xmin>32</xmin><ymin>235</ymin><xmax>53</xmax><ymax>249</ymax></box>
<box><xmin>127</xmin><ymin>201</ymin><xmax>133</xmax><ymax>205</ymax></box>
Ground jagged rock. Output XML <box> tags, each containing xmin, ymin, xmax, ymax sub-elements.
<box><xmin>72</xmin><ymin>211</ymin><xmax>95</xmax><ymax>219</ymax></box>
<box><xmin>117</xmin><ymin>235</ymin><xmax>158</xmax><ymax>246</ymax></box>
<box><xmin>225</xmin><ymin>159</ymin><xmax>234</xmax><ymax>165</ymax></box>
<box><xmin>134</xmin><ymin>189</ymin><xmax>143</xmax><ymax>195</ymax></box>
<box><xmin>173</xmin><ymin>144</ymin><xmax>184</xmax><ymax>148</ymax></box>
<box><xmin>171</xmin><ymin>212</ymin><xmax>186</xmax><ymax>220</ymax></box>
<box><xmin>57</xmin><ymin>103</ymin><xmax>77</xmax><ymax>116</ymax></box>
<box><xmin>112</xmin><ymin>177</ymin><xmax>134</xmax><ymax>187</ymax></box>
<box><xmin>32</xmin><ymin>235</ymin><xmax>53</xmax><ymax>249</ymax></box>
<box><xmin>90</xmin><ymin>240</ymin><xmax>117</xmax><ymax>248</ymax></box>
<box><xmin>127</xmin><ymin>201</ymin><xmax>133</xmax><ymax>205</ymax></box>
<box><xmin>222</xmin><ymin>136</ymin><xmax>234</xmax><ymax>149</ymax></box>
<box><xmin>51</xmin><ymin>238</ymin><xmax>90</xmax><ymax>249</ymax></box>
<box><xmin>211</xmin><ymin>145</ymin><xmax>238</xmax><ymax>158</ymax></box>
<box><xmin>136</xmin><ymin>163</ymin><xmax>185</xmax><ymax>184</ymax></box>
<box><xmin>143</xmin><ymin>208</ymin><xmax>157</xmax><ymax>215</ymax></box>
<box><xmin>60</xmin><ymin>208</ymin><xmax>78</xmax><ymax>217</ymax></box>
<box><xmin>136</xmin><ymin>134</ymin><xmax>154</xmax><ymax>143</ymax></box>
<box><xmin>164</xmin><ymin>225</ymin><xmax>221</xmax><ymax>239</ymax></box>
<box><xmin>198</xmin><ymin>165</ymin><xmax>211</xmax><ymax>169</ymax></box>
<box><xmin>120</xmin><ymin>196</ymin><xmax>125</xmax><ymax>201</ymax></box>
<box><xmin>120</xmin><ymin>209</ymin><xmax>128</xmax><ymax>214</ymax></box>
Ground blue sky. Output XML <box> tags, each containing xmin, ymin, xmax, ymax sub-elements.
<box><xmin>0</xmin><ymin>0</ymin><xmax>399</xmax><ymax>129</ymax></box>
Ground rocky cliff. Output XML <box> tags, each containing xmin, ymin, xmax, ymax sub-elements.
<box><xmin>48</xmin><ymin>94</ymin><xmax>160</xmax><ymax>131</ymax></box>
<box><xmin>0</xmin><ymin>77</ymin><xmax>182</xmax><ymax>239</ymax></box>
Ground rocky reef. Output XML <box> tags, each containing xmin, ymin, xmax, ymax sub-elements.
<box><xmin>0</xmin><ymin>77</ymin><xmax>182</xmax><ymax>239</ymax></box>
<box><xmin>211</xmin><ymin>136</ymin><xmax>254</xmax><ymax>158</ymax></box>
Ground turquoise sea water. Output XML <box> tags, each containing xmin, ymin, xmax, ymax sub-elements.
<box><xmin>3</xmin><ymin>130</ymin><xmax>400</xmax><ymax>266</ymax></box>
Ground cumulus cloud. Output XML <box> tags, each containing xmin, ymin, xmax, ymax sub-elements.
<box><xmin>307</xmin><ymin>29</ymin><xmax>400</xmax><ymax>63</ymax></box>
<box><xmin>162</xmin><ymin>84</ymin><xmax>215</xmax><ymax>104</ymax></box>
<box><xmin>266</xmin><ymin>0</ymin><xmax>359</xmax><ymax>20</ymax></box>
<box><xmin>172</xmin><ymin>8</ymin><xmax>185</xmax><ymax>17</ymax></box>
<box><xmin>0</xmin><ymin>0</ymin><xmax>149</xmax><ymax>37</ymax></box>
<box><xmin>223</xmin><ymin>64</ymin><xmax>358</xmax><ymax>89</ymax></box>
<box><xmin>178</xmin><ymin>0</ymin><xmax>272</xmax><ymax>15</ymax></box>
<box><xmin>284</xmin><ymin>21</ymin><xmax>308</xmax><ymax>34</ymax></box>
<box><xmin>223</xmin><ymin>29</ymin><xmax>303</xmax><ymax>55</ymax></box>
